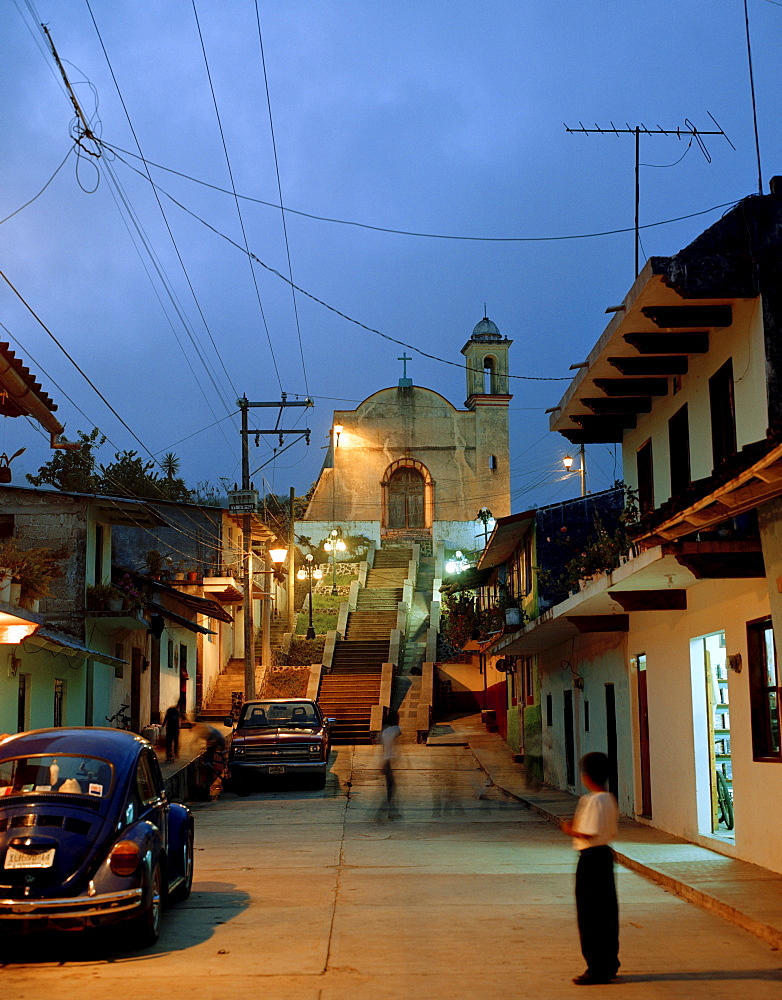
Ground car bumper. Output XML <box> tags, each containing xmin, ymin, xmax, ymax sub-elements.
<box><xmin>0</xmin><ymin>887</ymin><xmax>143</xmax><ymax>921</ymax></box>
<box><xmin>230</xmin><ymin>760</ymin><xmax>327</xmax><ymax>776</ymax></box>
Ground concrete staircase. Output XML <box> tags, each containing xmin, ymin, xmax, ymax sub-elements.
<box><xmin>319</xmin><ymin>547</ymin><xmax>411</xmax><ymax>744</ymax></box>
<box><xmin>199</xmin><ymin>658</ymin><xmax>244</xmax><ymax>721</ymax></box>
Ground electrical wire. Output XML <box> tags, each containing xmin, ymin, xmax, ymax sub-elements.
<box><xmin>99</xmin><ymin>138</ymin><xmax>742</xmax><ymax>244</ymax></box>
<box><xmin>191</xmin><ymin>0</ymin><xmax>282</xmax><ymax>391</ymax></box>
<box><xmin>105</xmin><ymin>155</ymin><xmax>573</xmax><ymax>382</ymax></box>
<box><xmin>85</xmin><ymin>0</ymin><xmax>243</xmax><ymax>413</ymax></box>
<box><xmin>0</xmin><ymin>146</ymin><xmax>74</xmax><ymax>225</ymax></box>
<box><xmin>254</xmin><ymin>0</ymin><xmax>309</xmax><ymax>396</ymax></box>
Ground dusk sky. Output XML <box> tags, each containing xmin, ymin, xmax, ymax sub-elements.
<box><xmin>3</xmin><ymin>1</ymin><xmax>782</xmax><ymax>512</ymax></box>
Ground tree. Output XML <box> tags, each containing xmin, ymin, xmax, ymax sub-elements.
<box><xmin>26</xmin><ymin>428</ymin><xmax>105</xmax><ymax>493</ymax></box>
<box><xmin>161</xmin><ymin>452</ymin><xmax>180</xmax><ymax>480</ymax></box>
<box><xmin>99</xmin><ymin>450</ymin><xmax>191</xmax><ymax>502</ymax></box>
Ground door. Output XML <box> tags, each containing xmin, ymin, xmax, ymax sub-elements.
<box><xmin>634</xmin><ymin>654</ymin><xmax>652</xmax><ymax>816</ymax></box>
<box><xmin>700</xmin><ymin>631</ymin><xmax>733</xmax><ymax>834</ymax></box>
<box><xmin>131</xmin><ymin>646</ymin><xmax>143</xmax><ymax>733</ymax></box>
<box><xmin>605</xmin><ymin>683</ymin><xmax>618</xmax><ymax>799</ymax></box>
<box><xmin>387</xmin><ymin>468</ymin><xmax>424</xmax><ymax>528</ymax></box>
<box><xmin>564</xmin><ymin>690</ymin><xmax>575</xmax><ymax>786</ymax></box>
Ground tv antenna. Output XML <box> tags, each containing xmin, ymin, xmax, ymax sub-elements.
<box><xmin>564</xmin><ymin>115</ymin><xmax>735</xmax><ymax>278</ymax></box>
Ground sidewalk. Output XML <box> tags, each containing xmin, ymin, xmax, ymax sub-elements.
<box><xmin>156</xmin><ymin>723</ymin><xmax>231</xmax><ymax>800</ymax></box>
<box><xmin>428</xmin><ymin>713</ymin><xmax>782</xmax><ymax>951</ymax></box>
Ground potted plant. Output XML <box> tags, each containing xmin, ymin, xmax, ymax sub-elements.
<box><xmin>115</xmin><ymin>573</ymin><xmax>146</xmax><ymax>613</ymax></box>
<box><xmin>145</xmin><ymin>549</ymin><xmax>163</xmax><ymax>579</ymax></box>
<box><xmin>86</xmin><ymin>583</ymin><xmax>118</xmax><ymax>612</ymax></box>
<box><xmin>0</xmin><ymin>538</ymin><xmax>68</xmax><ymax>609</ymax></box>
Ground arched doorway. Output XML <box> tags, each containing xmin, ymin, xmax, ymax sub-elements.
<box><xmin>387</xmin><ymin>467</ymin><xmax>425</xmax><ymax>529</ymax></box>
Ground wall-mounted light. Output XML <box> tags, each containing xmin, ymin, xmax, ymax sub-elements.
<box><xmin>269</xmin><ymin>546</ymin><xmax>288</xmax><ymax>565</ymax></box>
<box><xmin>333</xmin><ymin>424</ymin><xmax>343</xmax><ymax>447</ymax></box>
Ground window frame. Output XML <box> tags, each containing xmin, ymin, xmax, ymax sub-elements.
<box><xmin>747</xmin><ymin>616</ymin><xmax>782</xmax><ymax>762</ymax></box>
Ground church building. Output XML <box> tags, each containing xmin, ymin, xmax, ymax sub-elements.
<box><xmin>300</xmin><ymin>317</ymin><xmax>513</xmax><ymax>555</ymax></box>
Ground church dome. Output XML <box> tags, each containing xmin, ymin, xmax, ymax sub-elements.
<box><xmin>472</xmin><ymin>316</ymin><xmax>501</xmax><ymax>341</ymax></box>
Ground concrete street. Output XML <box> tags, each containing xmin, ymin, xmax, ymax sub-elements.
<box><xmin>2</xmin><ymin>744</ymin><xmax>781</xmax><ymax>1000</ymax></box>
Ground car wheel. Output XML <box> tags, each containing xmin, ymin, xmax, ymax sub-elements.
<box><xmin>126</xmin><ymin>860</ymin><xmax>163</xmax><ymax>950</ymax></box>
<box><xmin>169</xmin><ymin>825</ymin><xmax>194</xmax><ymax>903</ymax></box>
<box><xmin>310</xmin><ymin>773</ymin><xmax>327</xmax><ymax>790</ymax></box>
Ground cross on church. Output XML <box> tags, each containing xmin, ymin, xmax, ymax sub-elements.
<box><xmin>398</xmin><ymin>353</ymin><xmax>412</xmax><ymax>379</ymax></box>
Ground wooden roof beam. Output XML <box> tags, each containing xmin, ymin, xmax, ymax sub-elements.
<box><xmin>580</xmin><ymin>396</ymin><xmax>652</xmax><ymax>415</ymax></box>
<box><xmin>623</xmin><ymin>331</ymin><xmax>709</xmax><ymax>355</ymax></box>
<box><xmin>593</xmin><ymin>377</ymin><xmax>669</xmax><ymax>397</ymax></box>
<box><xmin>608</xmin><ymin>356</ymin><xmax>688</xmax><ymax>377</ymax></box>
<box><xmin>641</xmin><ymin>305</ymin><xmax>732</xmax><ymax>329</ymax></box>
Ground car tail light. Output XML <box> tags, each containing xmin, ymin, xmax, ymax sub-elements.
<box><xmin>109</xmin><ymin>840</ymin><xmax>141</xmax><ymax>877</ymax></box>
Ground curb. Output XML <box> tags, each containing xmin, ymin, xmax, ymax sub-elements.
<box><xmin>467</xmin><ymin>745</ymin><xmax>782</xmax><ymax>952</ymax></box>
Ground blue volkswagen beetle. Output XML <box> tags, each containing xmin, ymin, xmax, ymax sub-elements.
<box><xmin>0</xmin><ymin>728</ymin><xmax>193</xmax><ymax>949</ymax></box>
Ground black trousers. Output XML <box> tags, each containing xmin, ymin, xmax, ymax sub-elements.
<box><xmin>575</xmin><ymin>845</ymin><xmax>619</xmax><ymax>977</ymax></box>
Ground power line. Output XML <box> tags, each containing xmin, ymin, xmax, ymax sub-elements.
<box><xmin>254</xmin><ymin>0</ymin><xmax>309</xmax><ymax>396</ymax></box>
<box><xmin>0</xmin><ymin>146</ymin><xmax>74</xmax><ymax>225</ymax></box>
<box><xmin>85</xmin><ymin>0</ymin><xmax>243</xmax><ymax>412</ymax></box>
<box><xmin>191</xmin><ymin>0</ymin><xmax>282</xmax><ymax>391</ymax></box>
<box><xmin>100</xmin><ymin>137</ymin><xmax>742</xmax><ymax>244</ymax></box>
<box><xmin>106</xmin><ymin>158</ymin><xmax>573</xmax><ymax>382</ymax></box>
<box><xmin>36</xmin><ymin>19</ymin><xmax>240</xmax><ymax>459</ymax></box>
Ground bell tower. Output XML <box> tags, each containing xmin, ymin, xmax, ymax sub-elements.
<box><xmin>461</xmin><ymin>315</ymin><xmax>513</xmax><ymax>517</ymax></box>
<box><xmin>462</xmin><ymin>316</ymin><xmax>513</xmax><ymax>406</ymax></box>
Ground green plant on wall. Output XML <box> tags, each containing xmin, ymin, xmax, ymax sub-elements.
<box><xmin>537</xmin><ymin>486</ymin><xmax>639</xmax><ymax>598</ymax></box>
<box><xmin>440</xmin><ymin>592</ymin><xmax>518</xmax><ymax>650</ymax></box>
<box><xmin>0</xmin><ymin>538</ymin><xmax>69</xmax><ymax>603</ymax></box>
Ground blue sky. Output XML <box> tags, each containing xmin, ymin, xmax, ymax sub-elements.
<box><xmin>2</xmin><ymin>1</ymin><xmax>781</xmax><ymax>510</ymax></box>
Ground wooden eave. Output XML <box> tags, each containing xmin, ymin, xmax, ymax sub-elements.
<box><xmin>634</xmin><ymin>441</ymin><xmax>782</xmax><ymax>545</ymax></box>
<box><xmin>549</xmin><ymin>266</ymin><xmax>747</xmax><ymax>443</ymax></box>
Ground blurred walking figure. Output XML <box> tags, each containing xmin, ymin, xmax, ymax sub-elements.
<box><xmin>378</xmin><ymin>709</ymin><xmax>402</xmax><ymax>819</ymax></box>
<box><xmin>560</xmin><ymin>751</ymin><xmax>620</xmax><ymax>986</ymax></box>
<box><xmin>163</xmin><ymin>705</ymin><xmax>180</xmax><ymax>762</ymax></box>
<box><xmin>196</xmin><ymin>722</ymin><xmax>227</xmax><ymax>770</ymax></box>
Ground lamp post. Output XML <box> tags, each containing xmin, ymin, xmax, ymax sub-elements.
<box><xmin>476</xmin><ymin>507</ymin><xmax>495</xmax><ymax>548</ymax></box>
<box><xmin>563</xmin><ymin>445</ymin><xmax>587</xmax><ymax>497</ymax></box>
<box><xmin>297</xmin><ymin>553</ymin><xmax>322</xmax><ymax>640</ymax></box>
<box><xmin>324</xmin><ymin>527</ymin><xmax>347</xmax><ymax>595</ymax></box>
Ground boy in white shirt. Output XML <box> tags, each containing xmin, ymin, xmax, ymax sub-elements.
<box><xmin>560</xmin><ymin>751</ymin><xmax>620</xmax><ymax>985</ymax></box>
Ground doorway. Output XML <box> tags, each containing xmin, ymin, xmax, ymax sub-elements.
<box><xmin>693</xmin><ymin>631</ymin><xmax>733</xmax><ymax>837</ymax></box>
<box><xmin>564</xmin><ymin>690</ymin><xmax>575</xmax><ymax>786</ymax></box>
<box><xmin>387</xmin><ymin>467</ymin><xmax>424</xmax><ymax>528</ymax></box>
<box><xmin>633</xmin><ymin>654</ymin><xmax>652</xmax><ymax>817</ymax></box>
<box><xmin>605</xmin><ymin>683</ymin><xmax>618</xmax><ymax>799</ymax></box>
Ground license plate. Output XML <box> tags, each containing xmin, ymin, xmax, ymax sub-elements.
<box><xmin>4</xmin><ymin>847</ymin><xmax>55</xmax><ymax>870</ymax></box>
<box><xmin>268</xmin><ymin>765</ymin><xmax>285</xmax><ymax>774</ymax></box>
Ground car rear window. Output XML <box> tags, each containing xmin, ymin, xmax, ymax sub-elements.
<box><xmin>0</xmin><ymin>755</ymin><xmax>114</xmax><ymax>799</ymax></box>
<box><xmin>239</xmin><ymin>702</ymin><xmax>320</xmax><ymax>727</ymax></box>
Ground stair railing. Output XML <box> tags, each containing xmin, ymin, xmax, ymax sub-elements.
<box><xmin>416</xmin><ymin>661</ymin><xmax>435</xmax><ymax>741</ymax></box>
<box><xmin>322</xmin><ymin>631</ymin><xmax>338</xmax><ymax>673</ymax></box>
<box><xmin>306</xmin><ymin>661</ymin><xmax>323</xmax><ymax>700</ymax></box>
<box><xmin>370</xmin><ymin>659</ymin><xmax>396</xmax><ymax>736</ymax></box>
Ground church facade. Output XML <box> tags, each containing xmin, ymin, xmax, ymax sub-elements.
<box><xmin>300</xmin><ymin>317</ymin><xmax>513</xmax><ymax>555</ymax></box>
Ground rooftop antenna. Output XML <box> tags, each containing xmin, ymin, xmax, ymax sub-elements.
<box><xmin>563</xmin><ymin>116</ymin><xmax>735</xmax><ymax>278</ymax></box>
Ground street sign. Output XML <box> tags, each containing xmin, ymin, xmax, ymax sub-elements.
<box><xmin>229</xmin><ymin>504</ymin><xmax>256</xmax><ymax>513</ymax></box>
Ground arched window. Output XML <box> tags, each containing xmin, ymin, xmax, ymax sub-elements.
<box><xmin>483</xmin><ymin>356</ymin><xmax>496</xmax><ymax>394</ymax></box>
<box><xmin>387</xmin><ymin>467</ymin><xmax>425</xmax><ymax>528</ymax></box>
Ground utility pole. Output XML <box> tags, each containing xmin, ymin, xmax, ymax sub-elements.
<box><xmin>287</xmin><ymin>486</ymin><xmax>296</xmax><ymax>635</ymax></box>
<box><xmin>564</xmin><ymin>118</ymin><xmax>734</xmax><ymax>278</ymax></box>
<box><xmin>231</xmin><ymin>395</ymin><xmax>312</xmax><ymax>702</ymax></box>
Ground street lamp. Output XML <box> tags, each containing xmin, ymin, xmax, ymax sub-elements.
<box><xmin>323</xmin><ymin>527</ymin><xmax>347</xmax><ymax>595</ymax></box>
<box><xmin>297</xmin><ymin>553</ymin><xmax>322</xmax><ymax>640</ymax></box>
<box><xmin>445</xmin><ymin>550</ymin><xmax>471</xmax><ymax>575</ymax></box>
<box><xmin>476</xmin><ymin>507</ymin><xmax>495</xmax><ymax>547</ymax></box>
<box><xmin>563</xmin><ymin>445</ymin><xmax>586</xmax><ymax>497</ymax></box>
